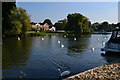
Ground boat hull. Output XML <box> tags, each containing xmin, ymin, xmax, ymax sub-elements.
<box><xmin>101</xmin><ymin>48</ymin><xmax>120</xmax><ymax>53</ymax></box>
<box><xmin>101</xmin><ymin>42</ymin><xmax>120</xmax><ymax>53</ymax></box>
<box><xmin>101</xmin><ymin>27</ymin><xmax>120</xmax><ymax>53</ymax></box>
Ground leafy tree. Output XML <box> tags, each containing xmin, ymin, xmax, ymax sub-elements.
<box><xmin>92</xmin><ymin>21</ymin><xmax>118</xmax><ymax>32</ymax></box>
<box><xmin>54</xmin><ymin>19</ymin><xmax>67</xmax><ymax>30</ymax></box>
<box><xmin>91</xmin><ymin>22</ymin><xmax>100</xmax><ymax>31</ymax></box>
<box><xmin>66</xmin><ymin>13</ymin><xmax>92</xmax><ymax>33</ymax></box>
<box><xmin>10</xmin><ymin>7</ymin><xmax>31</xmax><ymax>35</ymax></box>
<box><xmin>116</xmin><ymin>22</ymin><xmax>120</xmax><ymax>27</ymax></box>
<box><xmin>101</xmin><ymin>21</ymin><xmax>109</xmax><ymax>31</ymax></box>
<box><xmin>43</xmin><ymin>19</ymin><xmax>53</xmax><ymax>26</ymax></box>
<box><xmin>2</xmin><ymin>2</ymin><xmax>16</xmax><ymax>35</ymax></box>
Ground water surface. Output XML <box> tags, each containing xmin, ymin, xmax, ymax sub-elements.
<box><xmin>2</xmin><ymin>34</ymin><xmax>120</xmax><ymax>79</ymax></box>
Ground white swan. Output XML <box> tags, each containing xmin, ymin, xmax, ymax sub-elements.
<box><xmin>91</xmin><ymin>48</ymin><xmax>95</xmax><ymax>51</ymax></box>
<box><xmin>42</xmin><ymin>38</ymin><xmax>44</xmax><ymax>40</ymax></box>
<box><xmin>58</xmin><ymin>69</ymin><xmax>70</xmax><ymax>77</ymax></box>
<box><xmin>61</xmin><ymin>44</ymin><xmax>64</xmax><ymax>48</ymax></box>
<box><xmin>18</xmin><ymin>37</ymin><xmax>20</xmax><ymax>40</ymax></box>
<box><xmin>58</xmin><ymin>40</ymin><xmax>61</xmax><ymax>44</ymax></box>
<box><xmin>74</xmin><ymin>38</ymin><xmax>76</xmax><ymax>40</ymax></box>
<box><xmin>102</xmin><ymin>41</ymin><xmax>105</xmax><ymax>45</ymax></box>
<box><xmin>20</xmin><ymin>71</ymin><xmax>23</xmax><ymax>74</ymax></box>
<box><xmin>64</xmin><ymin>35</ymin><xmax>66</xmax><ymax>38</ymax></box>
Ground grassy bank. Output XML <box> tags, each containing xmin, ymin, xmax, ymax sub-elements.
<box><xmin>3</xmin><ymin>31</ymin><xmax>92</xmax><ymax>37</ymax></box>
<box><xmin>26</xmin><ymin>31</ymin><xmax>65</xmax><ymax>36</ymax></box>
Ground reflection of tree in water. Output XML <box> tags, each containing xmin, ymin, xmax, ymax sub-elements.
<box><xmin>2</xmin><ymin>37</ymin><xmax>32</xmax><ymax>69</ymax></box>
<box><xmin>67</xmin><ymin>34</ymin><xmax>91</xmax><ymax>53</ymax></box>
<box><xmin>66</xmin><ymin>33</ymin><xmax>91</xmax><ymax>38</ymax></box>
<box><xmin>101</xmin><ymin>53</ymin><xmax>120</xmax><ymax>64</ymax></box>
<box><xmin>68</xmin><ymin>44</ymin><xmax>86</xmax><ymax>52</ymax></box>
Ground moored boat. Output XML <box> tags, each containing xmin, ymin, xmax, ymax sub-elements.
<box><xmin>101</xmin><ymin>27</ymin><xmax>120</xmax><ymax>53</ymax></box>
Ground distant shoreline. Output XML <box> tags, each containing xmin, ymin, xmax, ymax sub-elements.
<box><xmin>3</xmin><ymin>31</ymin><xmax>112</xmax><ymax>37</ymax></box>
<box><xmin>92</xmin><ymin>31</ymin><xmax>112</xmax><ymax>34</ymax></box>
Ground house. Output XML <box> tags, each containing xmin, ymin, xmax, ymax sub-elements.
<box><xmin>35</xmin><ymin>23</ymin><xmax>41</xmax><ymax>30</ymax></box>
<box><xmin>49</xmin><ymin>27</ymin><xmax>56</xmax><ymax>31</ymax></box>
<box><xmin>30</xmin><ymin>22</ymin><xmax>37</xmax><ymax>28</ymax></box>
<box><xmin>39</xmin><ymin>23</ymin><xmax>49</xmax><ymax>31</ymax></box>
<box><xmin>30</xmin><ymin>22</ymin><xmax>56</xmax><ymax>31</ymax></box>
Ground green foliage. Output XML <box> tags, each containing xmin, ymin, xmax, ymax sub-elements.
<box><xmin>92</xmin><ymin>21</ymin><xmax>119</xmax><ymax>32</ymax></box>
<box><xmin>10</xmin><ymin>7</ymin><xmax>31</xmax><ymax>35</ymax></box>
<box><xmin>2</xmin><ymin>2</ymin><xmax>31</xmax><ymax>36</ymax></box>
<box><xmin>43</xmin><ymin>19</ymin><xmax>53</xmax><ymax>26</ymax></box>
<box><xmin>66</xmin><ymin>13</ymin><xmax>92</xmax><ymax>33</ymax></box>
<box><xmin>54</xmin><ymin>19</ymin><xmax>67</xmax><ymax>30</ymax></box>
<box><xmin>91</xmin><ymin>22</ymin><xmax>100</xmax><ymax>31</ymax></box>
<box><xmin>2</xmin><ymin>2</ymin><xmax>16</xmax><ymax>35</ymax></box>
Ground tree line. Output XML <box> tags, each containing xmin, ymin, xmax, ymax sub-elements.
<box><xmin>91</xmin><ymin>21</ymin><xmax>120</xmax><ymax>32</ymax></box>
<box><xmin>54</xmin><ymin>19</ymin><xmax>120</xmax><ymax>32</ymax></box>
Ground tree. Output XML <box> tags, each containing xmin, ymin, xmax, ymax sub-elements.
<box><xmin>2</xmin><ymin>2</ymin><xmax>16</xmax><ymax>35</ymax></box>
<box><xmin>116</xmin><ymin>22</ymin><xmax>120</xmax><ymax>27</ymax></box>
<box><xmin>92</xmin><ymin>22</ymin><xmax>118</xmax><ymax>32</ymax></box>
<box><xmin>91</xmin><ymin>22</ymin><xmax>100</xmax><ymax>31</ymax></box>
<box><xmin>54</xmin><ymin>19</ymin><xmax>67</xmax><ymax>30</ymax></box>
<box><xmin>10</xmin><ymin>7</ymin><xmax>31</xmax><ymax>35</ymax></box>
<box><xmin>101</xmin><ymin>21</ymin><xmax>109</xmax><ymax>31</ymax></box>
<box><xmin>43</xmin><ymin>19</ymin><xmax>53</xmax><ymax>26</ymax></box>
<box><xmin>66</xmin><ymin>13</ymin><xmax>92</xmax><ymax>33</ymax></box>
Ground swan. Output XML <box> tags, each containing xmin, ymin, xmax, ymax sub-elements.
<box><xmin>42</xmin><ymin>38</ymin><xmax>44</xmax><ymax>40</ymax></box>
<box><xmin>20</xmin><ymin>70</ymin><xmax>23</xmax><ymax>74</ymax></box>
<box><xmin>20</xmin><ymin>70</ymin><xmax>26</xmax><ymax>76</ymax></box>
<box><xmin>64</xmin><ymin>35</ymin><xmax>66</xmax><ymax>38</ymax></box>
<box><xmin>58</xmin><ymin>40</ymin><xmax>61</xmax><ymax>43</ymax></box>
<box><xmin>18</xmin><ymin>37</ymin><xmax>20</xmax><ymax>40</ymax></box>
<box><xmin>91</xmin><ymin>48</ymin><xmax>95</xmax><ymax>51</ymax></box>
<box><xmin>102</xmin><ymin>41</ymin><xmax>105</xmax><ymax>45</ymax></box>
<box><xmin>61</xmin><ymin>44</ymin><xmax>64</xmax><ymax>48</ymax></box>
<box><xmin>74</xmin><ymin>38</ymin><xmax>76</xmax><ymax>40</ymax></box>
<box><xmin>58</xmin><ymin>69</ymin><xmax>70</xmax><ymax>77</ymax></box>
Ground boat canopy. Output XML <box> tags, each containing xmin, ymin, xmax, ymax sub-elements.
<box><xmin>108</xmin><ymin>27</ymin><xmax>120</xmax><ymax>43</ymax></box>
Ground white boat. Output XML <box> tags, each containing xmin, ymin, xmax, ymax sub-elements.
<box><xmin>101</xmin><ymin>27</ymin><xmax>120</xmax><ymax>53</ymax></box>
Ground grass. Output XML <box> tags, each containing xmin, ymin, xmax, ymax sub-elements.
<box><xmin>26</xmin><ymin>31</ymin><xmax>65</xmax><ymax>36</ymax></box>
<box><xmin>4</xmin><ymin>31</ymin><xmax>91</xmax><ymax>37</ymax></box>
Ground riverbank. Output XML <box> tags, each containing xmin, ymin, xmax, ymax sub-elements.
<box><xmin>64</xmin><ymin>63</ymin><xmax>120</xmax><ymax>80</ymax></box>
<box><xmin>3</xmin><ymin>31</ymin><xmax>91</xmax><ymax>37</ymax></box>
<box><xmin>3</xmin><ymin>31</ymin><xmax>65</xmax><ymax>37</ymax></box>
<box><xmin>26</xmin><ymin>31</ymin><xmax>64</xmax><ymax>36</ymax></box>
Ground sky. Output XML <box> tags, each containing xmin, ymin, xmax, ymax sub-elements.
<box><xmin>16</xmin><ymin>2</ymin><xmax>118</xmax><ymax>24</ymax></box>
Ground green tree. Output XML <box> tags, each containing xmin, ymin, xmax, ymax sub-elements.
<box><xmin>116</xmin><ymin>22</ymin><xmax>120</xmax><ymax>27</ymax></box>
<box><xmin>2</xmin><ymin>2</ymin><xmax>16</xmax><ymax>35</ymax></box>
<box><xmin>54</xmin><ymin>19</ymin><xmax>67</xmax><ymax>30</ymax></box>
<box><xmin>66</xmin><ymin>13</ymin><xmax>92</xmax><ymax>33</ymax></box>
<box><xmin>91</xmin><ymin>22</ymin><xmax>100</xmax><ymax>31</ymax></box>
<box><xmin>43</xmin><ymin>19</ymin><xmax>53</xmax><ymax>26</ymax></box>
<box><xmin>10</xmin><ymin>7</ymin><xmax>31</xmax><ymax>35</ymax></box>
<box><xmin>101</xmin><ymin>21</ymin><xmax>109</xmax><ymax>31</ymax></box>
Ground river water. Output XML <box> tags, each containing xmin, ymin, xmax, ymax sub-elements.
<box><xmin>2</xmin><ymin>34</ymin><xmax>120</xmax><ymax>79</ymax></box>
